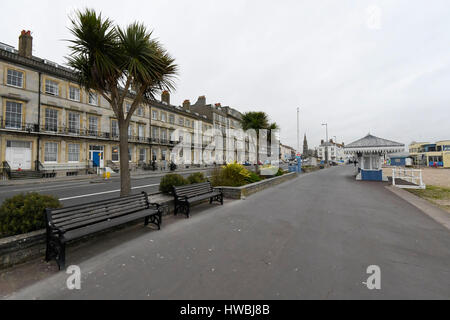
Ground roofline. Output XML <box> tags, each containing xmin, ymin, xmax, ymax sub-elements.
<box><xmin>0</xmin><ymin>48</ymin><xmax>213</xmax><ymax>123</ymax></box>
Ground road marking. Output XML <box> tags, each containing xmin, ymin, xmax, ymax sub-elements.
<box><xmin>0</xmin><ymin>181</ymin><xmax>94</xmax><ymax>194</ymax></box>
<box><xmin>59</xmin><ymin>183</ymin><xmax>159</xmax><ymax>201</ymax></box>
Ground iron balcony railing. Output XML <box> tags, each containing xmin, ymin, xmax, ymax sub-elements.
<box><xmin>0</xmin><ymin>118</ymin><xmax>39</xmax><ymax>132</ymax></box>
<box><xmin>0</xmin><ymin>118</ymin><xmax>147</xmax><ymax>143</ymax></box>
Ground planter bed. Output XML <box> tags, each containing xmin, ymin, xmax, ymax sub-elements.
<box><xmin>219</xmin><ymin>172</ymin><xmax>298</xmax><ymax>199</ymax></box>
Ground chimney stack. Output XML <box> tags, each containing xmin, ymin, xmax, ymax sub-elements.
<box><xmin>18</xmin><ymin>30</ymin><xmax>33</xmax><ymax>58</ymax></box>
<box><xmin>183</xmin><ymin>99</ymin><xmax>191</xmax><ymax>110</ymax></box>
<box><xmin>161</xmin><ymin>90</ymin><xmax>170</xmax><ymax>105</ymax></box>
<box><xmin>321</xmin><ymin>139</ymin><xmax>324</xmax><ymax>145</ymax></box>
<box><xmin>196</xmin><ymin>95</ymin><xmax>206</xmax><ymax>106</ymax></box>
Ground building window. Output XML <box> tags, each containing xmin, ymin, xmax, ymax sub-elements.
<box><xmin>161</xmin><ymin>150</ymin><xmax>167</xmax><ymax>161</ymax></box>
<box><xmin>111</xmin><ymin>120</ymin><xmax>119</xmax><ymax>138</ymax></box>
<box><xmin>5</xmin><ymin>101</ymin><xmax>22</xmax><ymax>129</ymax></box>
<box><xmin>125</xmin><ymin>103</ymin><xmax>131</xmax><ymax>113</ymax></box>
<box><xmin>186</xmin><ymin>119</ymin><xmax>190</xmax><ymax>127</ymax></box>
<box><xmin>161</xmin><ymin>112</ymin><xmax>166</xmax><ymax>122</ymax></box>
<box><xmin>137</xmin><ymin>106</ymin><xmax>143</xmax><ymax>116</ymax></box>
<box><xmin>69</xmin><ymin>86</ymin><xmax>80</xmax><ymax>102</ymax></box>
<box><xmin>161</xmin><ymin>129</ymin><xmax>167</xmax><ymax>141</ymax></box>
<box><xmin>152</xmin><ymin>110</ymin><xmax>158</xmax><ymax>120</ymax></box>
<box><xmin>7</xmin><ymin>69</ymin><xmax>24</xmax><ymax>88</ymax></box>
<box><xmin>68</xmin><ymin>112</ymin><xmax>80</xmax><ymax>134</ymax></box>
<box><xmin>112</xmin><ymin>146</ymin><xmax>119</xmax><ymax>162</ymax></box>
<box><xmin>178</xmin><ymin>117</ymin><xmax>184</xmax><ymax>126</ymax></box>
<box><xmin>128</xmin><ymin>147</ymin><xmax>132</xmax><ymax>162</ymax></box>
<box><xmin>128</xmin><ymin>124</ymin><xmax>133</xmax><ymax>137</ymax></box>
<box><xmin>45</xmin><ymin>79</ymin><xmax>59</xmax><ymax>96</ymax></box>
<box><xmin>89</xmin><ymin>92</ymin><xmax>98</xmax><ymax>106</ymax></box>
<box><xmin>89</xmin><ymin>116</ymin><xmax>98</xmax><ymax>135</ymax></box>
<box><xmin>45</xmin><ymin>108</ymin><xmax>58</xmax><ymax>132</ymax></box>
<box><xmin>152</xmin><ymin>126</ymin><xmax>159</xmax><ymax>139</ymax></box>
<box><xmin>152</xmin><ymin>149</ymin><xmax>157</xmax><ymax>161</ymax></box>
<box><xmin>44</xmin><ymin>142</ymin><xmax>58</xmax><ymax>162</ymax></box>
<box><xmin>139</xmin><ymin>148</ymin><xmax>146</xmax><ymax>162</ymax></box>
<box><xmin>169</xmin><ymin>114</ymin><xmax>175</xmax><ymax>124</ymax></box>
<box><xmin>68</xmin><ymin>143</ymin><xmax>80</xmax><ymax>162</ymax></box>
<box><xmin>138</xmin><ymin>124</ymin><xmax>145</xmax><ymax>139</ymax></box>
<box><xmin>371</xmin><ymin>157</ymin><xmax>380</xmax><ymax>170</ymax></box>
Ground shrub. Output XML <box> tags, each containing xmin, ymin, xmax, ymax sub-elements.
<box><xmin>0</xmin><ymin>193</ymin><xmax>62</xmax><ymax>238</ymax></box>
<box><xmin>159</xmin><ymin>174</ymin><xmax>187</xmax><ymax>194</ymax></box>
<box><xmin>275</xmin><ymin>168</ymin><xmax>285</xmax><ymax>176</ymax></box>
<box><xmin>247</xmin><ymin>171</ymin><xmax>262</xmax><ymax>183</ymax></box>
<box><xmin>187</xmin><ymin>172</ymin><xmax>207</xmax><ymax>184</ymax></box>
<box><xmin>211</xmin><ymin>163</ymin><xmax>260</xmax><ymax>187</ymax></box>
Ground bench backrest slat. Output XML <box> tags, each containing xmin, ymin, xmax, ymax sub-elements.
<box><xmin>51</xmin><ymin>194</ymin><xmax>144</xmax><ymax>217</ymax></box>
<box><xmin>57</xmin><ymin>203</ymin><xmax>150</xmax><ymax>232</ymax></box>
<box><xmin>46</xmin><ymin>192</ymin><xmax>150</xmax><ymax>231</ymax></box>
<box><xmin>174</xmin><ymin>182</ymin><xmax>213</xmax><ymax>197</ymax></box>
<box><xmin>54</xmin><ymin>199</ymin><xmax>149</xmax><ymax>229</ymax></box>
<box><xmin>52</xmin><ymin>196</ymin><xmax>147</xmax><ymax>222</ymax></box>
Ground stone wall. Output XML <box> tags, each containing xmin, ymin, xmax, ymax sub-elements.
<box><xmin>219</xmin><ymin>172</ymin><xmax>298</xmax><ymax>199</ymax></box>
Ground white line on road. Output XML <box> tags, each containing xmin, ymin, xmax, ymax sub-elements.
<box><xmin>59</xmin><ymin>183</ymin><xmax>159</xmax><ymax>201</ymax></box>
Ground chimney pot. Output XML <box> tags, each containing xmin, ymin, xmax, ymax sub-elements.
<box><xmin>183</xmin><ymin>100</ymin><xmax>191</xmax><ymax>110</ymax></box>
<box><xmin>161</xmin><ymin>90</ymin><xmax>170</xmax><ymax>105</ymax></box>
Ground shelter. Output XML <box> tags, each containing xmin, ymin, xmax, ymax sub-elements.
<box><xmin>344</xmin><ymin>134</ymin><xmax>404</xmax><ymax>181</ymax></box>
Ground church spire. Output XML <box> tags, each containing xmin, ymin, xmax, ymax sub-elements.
<box><xmin>303</xmin><ymin>134</ymin><xmax>308</xmax><ymax>156</ymax></box>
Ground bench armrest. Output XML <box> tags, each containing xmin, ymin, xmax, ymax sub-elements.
<box><xmin>213</xmin><ymin>187</ymin><xmax>224</xmax><ymax>194</ymax></box>
<box><xmin>175</xmin><ymin>195</ymin><xmax>190</xmax><ymax>201</ymax></box>
<box><xmin>149</xmin><ymin>202</ymin><xmax>161</xmax><ymax>209</ymax></box>
<box><xmin>150</xmin><ymin>202</ymin><xmax>168</xmax><ymax>215</ymax></box>
<box><xmin>48</xmin><ymin>221</ymin><xmax>65</xmax><ymax>235</ymax></box>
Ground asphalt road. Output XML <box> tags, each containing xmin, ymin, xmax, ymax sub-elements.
<box><xmin>0</xmin><ymin>168</ymin><xmax>217</xmax><ymax>207</ymax></box>
<box><xmin>6</xmin><ymin>165</ymin><xmax>450</xmax><ymax>299</ymax></box>
<box><xmin>0</xmin><ymin>164</ymin><xmax>285</xmax><ymax>206</ymax></box>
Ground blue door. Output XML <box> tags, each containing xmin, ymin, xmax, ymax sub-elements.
<box><xmin>93</xmin><ymin>152</ymin><xmax>100</xmax><ymax>167</ymax></box>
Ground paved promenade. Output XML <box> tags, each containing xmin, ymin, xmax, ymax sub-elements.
<box><xmin>4</xmin><ymin>166</ymin><xmax>450</xmax><ymax>299</ymax></box>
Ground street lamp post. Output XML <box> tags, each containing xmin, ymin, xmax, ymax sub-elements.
<box><xmin>297</xmin><ymin>107</ymin><xmax>300</xmax><ymax>153</ymax></box>
<box><xmin>321</xmin><ymin>123</ymin><xmax>328</xmax><ymax>164</ymax></box>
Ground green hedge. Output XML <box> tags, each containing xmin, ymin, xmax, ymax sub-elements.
<box><xmin>187</xmin><ymin>172</ymin><xmax>207</xmax><ymax>184</ymax></box>
<box><xmin>159</xmin><ymin>174</ymin><xmax>188</xmax><ymax>194</ymax></box>
<box><xmin>0</xmin><ymin>192</ymin><xmax>62</xmax><ymax>238</ymax></box>
<box><xmin>159</xmin><ymin>172</ymin><xmax>209</xmax><ymax>194</ymax></box>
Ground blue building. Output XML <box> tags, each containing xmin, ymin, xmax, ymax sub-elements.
<box><xmin>388</xmin><ymin>152</ymin><xmax>412</xmax><ymax>167</ymax></box>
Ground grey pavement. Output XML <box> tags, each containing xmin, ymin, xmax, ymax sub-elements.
<box><xmin>4</xmin><ymin>165</ymin><xmax>450</xmax><ymax>299</ymax></box>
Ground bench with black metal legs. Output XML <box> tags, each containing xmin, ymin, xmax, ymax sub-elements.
<box><xmin>173</xmin><ymin>182</ymin><xmax>223</xmax><ymax>218</ymax></box>
<box><xmin>45</xmin><ymin>191</ymin><xmax>162</xmax><ymax>270</ymax></box>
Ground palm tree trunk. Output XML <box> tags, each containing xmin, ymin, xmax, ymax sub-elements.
<box><xmin>119</xmin><ymin>121</ymin><xmax>131</xmax><ymax>196</ymax></box>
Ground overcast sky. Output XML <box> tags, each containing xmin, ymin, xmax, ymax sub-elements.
<box><xmin>1</xmin><ymin>0</ymin><xmax>449</xmax><ymax>150</ymax></box>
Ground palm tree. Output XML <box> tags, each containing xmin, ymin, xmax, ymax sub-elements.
<box><xmin>67</xmin><ymin>9</ymin><xmax>177</xmax><ymax>196</ymax></box>
<box><xmin>240</xmin><ymin>112</ymin><xmax>278</xmax><ymax>172</ymax></box>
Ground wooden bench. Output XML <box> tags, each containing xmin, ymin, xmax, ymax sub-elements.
<box><xmin>173</xmin><ymin>182</ymin><xmax>223</xmax><ymax>218</ymax></box>
<box><xmin>45</xmin><ymin>192</ymin><xmax>162</xmax><ymax>270</ymax></box>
